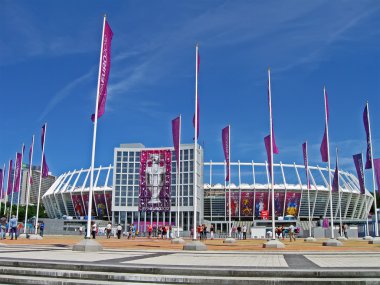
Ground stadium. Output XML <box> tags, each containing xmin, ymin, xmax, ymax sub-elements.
<box><xmin>42</xmin><ymin>143</ymin><xmax>374</xmax><ymax>236</ymax></box>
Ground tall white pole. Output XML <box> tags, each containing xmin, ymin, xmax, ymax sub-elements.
<box><xmin>9</xmin><ymin>152</ymin><xmax>17</xmax><ymax>219</ymax></box>
<box><xmin>16</xmin><ymin>144</ymin><xmax>25</xmax><ymax>221</ymax></box>
<box><xmin>366</xmin><ymin>102</ymin><xmax>379</xmax><ymax>237</ymax></box>
<box><xmin>0</xmin><ymin>164</ymin><xmax>4</xmax><ymax>216</ymax></box>
<box><xmin>361</xmin><ymin>152</ymin><xmax>370</xmax><ymax>236</ymax></box>
<box><xmin>336</xmin><ymin>148</ymin><xmax>343</xmax><ymax>237</ymax></box>
<box><xmin>24</xmin><ymin>135</ymin><xmax>34</xmax><ymax>234</ymax></box>
<box><xmin>192</xmin><ymin>43</ymin><xmax>199</xmax><ymax>241</ymax></box>
<box><xmin>4</xmin><ymin>161</ymin><xmax>11</xmax><ymax>216</ymax></box>
<box><xmin>87</xmin><ymin>15</ymin><xmax>106</xmax><ymax>239</ymax></box>
<box><xmin>305</xmin><ymin>142</ymin><xmax>312</xmax><ymax>238</ymax></box>
<box><xmin>228</xmin><ymin>125</ymin><xmax>232</xmax><ymax>238</ymax></box>
<box><xmin>268</xmin><ymin>68</ymin><xmax>276</xmax><ymax>240</ymax></box>
<box><xmin>176</xmin><ymin>115</ymin><xmax>181</xmax><ymax>238</ymax></box>
<box><xmin>324</xmin><ymin>87</ymin><xmax>335</xmax><ymax>239</ymax></box>
<box><xmin>35</xmin><ymin>124</ymin><xmax>47</xmax><ymax>235</ymax></box>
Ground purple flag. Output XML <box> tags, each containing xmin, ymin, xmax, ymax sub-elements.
<box><xmin>332</xmin><ymin>156</ymin><xmax>339</xmax><ymax>192</ymax></box>
<box><xmin>363</xmin><ymin>104</ymin><xmax>372</xmax><ymax>169</ymax></box>
<box><xmin>172</xmin><ymin>116</ymin><xmax>180</xmax><ymax>168</ymax></box>
<box><xmin>193</xmin><ymin>48</ymin><xmax>200</xmax><ymax>139</ymax></box>
<box><xmin>302</xmin><ymin>142</ymin><xmax>310</xmax><ymax>189</ymax></box>
<box><xmin>374</xmin><ymin>158</ymin><xmax>380</xmax><ymax>194</ymax></box>
<box><xmin>41</xmin><ymin>124</ymin><xmax>49</xmax><ymax>178</ymax></box>
<box><xmin>264</xmin><ymin>135</ymin><xmax>273</xmax><ymax>178</ymax></box>
<box><xmin>222</xmin><ymin>126</ymin><xmax>230</xmax><ymax>182</ymax></box>
<box><xmin>13</xmin><ymin>153</ymin><xmax>22</xmax><ymax>193</ymax></box>
<box><xmin>353</xmin><ymin>153</ymin><xmax>365</xmax><ymax>194</ymax></box>
<box><xmin>0</xmin><ymin>169</ymin><xmax>3</xmax><ymax>199</ymax></box>
<box><xmin>7</xmin><ymin>160</ymin><xmax>13</xmax><ymax>195</ymax></box>
<box><xmin>91</xmin><ymin>19</ymin><xmax>114</xmax><ymax>122</ymax></box>
<box><xmin>320</xmin><ymin>90</ymin><xmax>329</xmax><ymax>162</ymax></box>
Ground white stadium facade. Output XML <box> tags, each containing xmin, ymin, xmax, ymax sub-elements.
<box><xmin>43</xmin><ymin>143</ymin><xmax>374</xmax><ymax>234</ymax></box>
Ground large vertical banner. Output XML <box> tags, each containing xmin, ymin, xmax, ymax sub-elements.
<box><xmin>285</xmin><ymin>192</ymin><xmax>301</xmax><ymax>216</ymax></box>
<box><xmin>83</xmin><ymin>193</ymin><xmax>96</xmax><ymax>217</ymax></box>
<box><xmin>240</xmin><ymin>192</ymin><xmax>254</xmax><ymax>217</ymax></box>
<box><xmin>105</xmin><ymin>193</ymin><xmax>112</xmax><ymax>213</ymax></box>
<box><xmin>226</xmin><ymin>191</ymin><xmax>239</xmax><ymax>216</ymax></box>
<box><xmin>72</xmin><ymin>194</ymin><xmax>85</xmax><ymax>217</ymax></box>
<box><xmin>94</xmin><ymin>192</ymin><xmax>107</xmax><ymax>218</ymax></box>
<box><xmin>255</xmin><ymin>191</ymin><xmax>269</xmax><ymax>218</ymax></box>
<box><xmin>269</xmin><ymin>192</ymin><xmax>285</xmax><ymax>217</ymax></box>
<box><xmin>139</xmin><ymin>150</ymin><xmax>171</xmax><ymax>212</ymax></box>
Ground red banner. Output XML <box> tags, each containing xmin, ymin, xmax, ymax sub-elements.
<box><xmin>255</xmin><ymin>191</ymin><xmax>269</xmax><ymax>218</ymax></box>
<box><xmin>72</xmin><ymin>194</ymin><xmax>85</xmax><ymax>217</ymax></box>
<box><xmin>139</xmin><ymin>150</ymin><xmax>171</xmax><ymax>212</ymax></box>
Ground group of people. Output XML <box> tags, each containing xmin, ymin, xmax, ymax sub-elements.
<box><xmin>275</xmin><ymin>224</ymin><xmax>300</xmax><ymax>241</ymax></box>
<box><xmin>232</xmin><ymin>225</ymin><xmax>248</xmax><ymax>240</ymax></box>
<box><xmin>0</xmin><ymin>215</ymin><xmax>45</xmax><ymax>240</ymax></box>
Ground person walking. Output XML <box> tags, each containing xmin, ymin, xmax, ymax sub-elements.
<box><xmin>242</xmin><ymin>225</ymin><xmax>247</xmax><ymax>240</ymax></box>
<box><xmin>117</xmin><ymin>224</ymin><xmax>122</xmax><ymax>239</ymax></box>
<box><xmin>106</xmin><ymin>222</ymin><xmax>112</xmax><ymax>239</ymax></box>
<box><xmin>91</xmin><ymin>222</ymin><xmax>97</xmax><ymax>239</ymax></box>
<box><xmin>343</xmin><ymin>224</ymin><xmax>349</xmax><ymax>239</ymax></box>
<box><xmin>39</xmin><ymin>221</ymin><xmax>45</xmax><ymax>237</ymax></box>
<box><xmin>288</xmin><ymin>224</ymin><xmax>296</xmax><ymax>242</ymax></box>
<box><xmin>237</xmin><ymin>225</ymin><xmax>242</xmax><ymax>240</ymax></box>
<box><xmin>210</xmin><ymin>224</ymin><xmax>214</xmax><ymax>240</ymax></box>
<box><xmin>9</xmin><ymin>215</ymin><xmax>18</xmax><ymax>240</ymax></box>
<box><xmin>148</xmin><ymin>224</ymin><xmax>153</xmax><ymax>239</ymax></box>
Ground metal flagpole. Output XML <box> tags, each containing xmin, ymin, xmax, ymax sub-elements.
<box><xmin>305</xmin><ymin>142</ymin><xmax>312</xmax><ymax>238</ymax></box>
<box><xmin>192</xmin><ymin>43</ymin><xmax>199</xmax><ymax>241</ymax></box>
<box><xmin>0</xmin><ymin>164</ymin><xmax>4</xmax><ymax>216</ymax></box>
<box><xmin>324</xmin><ymin>86</ymin><xmax>335</xmax><ymax>239</ymax></box>
<box><xmin>268</xmin><ymin>68</ymin><xmax>276</xmax><ymax>240</ymax></box>
<box><xmin>336</xmin><ymin>148</ymin><xmax>343</xmax><ymax>237</ymax></box>
<box><xmin>10</xmin><ymin>152</ymin><xmax>17</xmax><ymax>219</ymax></box>
<box><xmin>35</xmin><ymin>124</ymin><xmax>47</xmax><ymax>235</ymax></box>
<box><xmin>228</xmin><ymin>125</ymin><xmax>232</xmax><ymax>238</ymax></box>
<box><xmin>366</xmin><ymin>102</ymin><xmax>379</xmax><ymax>237</ymax></box>
<box><xmin>177</xmin><ymin>115</ymin><xmax>181</xmax><ymax>238</ymax></box>
<box><xmin>361</xmin><ymin>152</ymin><xmax>370</xmax><ymax>236</ymax></box>
<box><xmin>24</xmin><ymin>135</ymin><xmax>34</xmax><ymax>234</ymax></box>
<box><xmin>16</xmin><ymin>144</ymin><xmax>25</xmax><ymax>221</ymax></box>
<box><xmin>87</xmin><ymin>15</ymin><xmax>106</xmax><ymax>239</ymax></box>
<box><xmin>4</xmin><ymin>161</ymin><xmax>11</xmax><ymax>216</ymax></box>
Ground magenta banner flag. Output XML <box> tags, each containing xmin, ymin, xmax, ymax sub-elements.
<box><xmin>264</xmin><ymin>135</ymin><xmax>273</xmax><ymax>177</ymax></box>
<box><xmin>320</xmin><ymin>90</ymin><xmax>329</xmax><ymax>162</ymax></box>
<box><xmin>6</xmin><ymin>160</ymin><xmax>13</xmax><ymax>195</ymax></box>
<box><xmin>353</xmin><ymin>153</ymin><xmax>365</xmax><ymax>194</ymax></box>
<box><xmin>139</xmin><ymin>150</ymin><xmax>171</xmax><ymax>212</ymax></box>
<box><xmin>373</xmin><ymin>158</ymin><xmax>380</xmax><ymax>193</ymax></box>
<box><xmin>332</xmin><ymin>157</ymin><xmax>339</xmax><ymax>192</ymax></box>
<box><xmin>363</xmin><ymin>104</ymin><xmax>372</xmax><ymax>169</ymax></box>
<box><xmin>302</xmin><ymin>142</ymin><xmax>311</xmax><ymax>189</ymax></box>
<box><xmin>13</xmin><ymin>153</ymin><xmax>22</xmax><ymax>193</ymax></box>
<box><xmin>171</xmin><ymin>116</ymin><xmax>180</xmax><ymax>168</ymax></box>
<box><xmin>91</xmin><ymin>19</ymin><xmax>114</xmax><ymax>122</ymax></box>
<box><xmin>222</xmin><ymin>126</ymin><xmax>230</xmax><ymax>182</ymax></box>
<box><xmin>0</xmin><ymin>169</ymin><xmax>3</xmax><ymax>199</ymax></box>
<box><xmin>193</xmin><ymin>48</ymin><xmax>200</xmax><ymax>139</ymax></box>
<box><xmin>41</xmin><ymin>124</ymin><xmax>49</xmax><ymax>178</ymax></box>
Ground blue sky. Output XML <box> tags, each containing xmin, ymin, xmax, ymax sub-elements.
<box><xmin>1</xmin><ymin>1</ymin><xmax>379</xmax><ymax>187</ymax></box>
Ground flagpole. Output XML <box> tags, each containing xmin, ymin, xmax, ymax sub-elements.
<box><xmin>177</xmin><ymin>115</ymin><xmax>181</xmax><ymax>238</ymax></box>
<box><xmin>10</xmin><ymin>152</ymin><xmax>17</xmax><ymax>219</ymax></box>
<box><xmin>87</xmin><ymin>15</ymin><xmax>107</xmax><ymax>239</ymax></box>
<box><xmin>336</xmin><ymin>147</ymin><xmax>343</xmax><ymax>237</ymax></box>
<box><xmin>268</xmin><ymin>68</ymin><xmax>276</xmax><ymax>240</ymax></box>
<box><xmin>35</xmin><ymin>124</ymin><xmax>47</xmax><ymax>235</ymax></box>
<box><xmin>324</xmin><ymin>86</ymin><xmax>335</xmax><ymax>239</ymax></box>
<box><xmin>24</xmin><ymin>135</ymin><xmax>35</xmax><ymax>234</ymax></box>
<box><xmin>361</xmin><ymin>152</ymin><xmax>370</xmax><ymax>236</ymax></box>
<box><xmin>0</xmin><ymin>164</ymin><xmax>4</xmax><ymax>216</ymax></box>
<box><xmin>4</xmin><ymin>161</ymin><xmax>11</xmax><ymax>216</ymax></box>
<box><xmin>366</xmin><ymin>102</ymin><xmax>379</xmax><ymax>237</ymax></box>
<box><xmin>228</xmin><ymin>125</ymin><xmax>232</xmax><ymax>238</ymax></box>
<box><xmin>304</xmin><ymin>142</ymin><xmax>312</xmax><ymax>238</ymax></box>
<box><xmin>16</xmin><ymin>144</ymin><xmax>24</xmax><ymax>221</ymax></box>
<box><xmin>192</xmin><ymin>43</ymin><xmax>199</xmax><ymax>241</ymax></box>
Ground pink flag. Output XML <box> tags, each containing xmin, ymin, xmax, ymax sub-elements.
<box><xmin>41</xmin><ymin>124</ymin><xmax>49</xmax><ymax>178</ymax></box>
<box><xmin>172</xmin><ymin>116</ymin><xmax>181</xmax><ymax>168</ymax></box>
<box><xmin>353</xmin><ymin>153</ymin><xmax>365</xmax><ymax>194</ymax></box>
<box><xmin>264</xmin><ymin>135</ymin><xmax>273</xmax><ymax>178</ymax></box>
<box><xmin>0</xmin><ymin>169</ymin><xmax>3</xmax><ymax>199</ymax></box>
<box><xmin>193</xmin><ymin>47</ymin><xmax>200</xmax><ymax>139</ymax></box>
<box><xmin>6</xmin><ymin>160</ymin><xmax>13</xmax><ymax>195</ymax></box>
<box><xmin>91</xmin><ymin>19</ymin><xmax>114</xmax><ymax>122</ymax></box>
<box><xmin>13</xmin><ymin>152</ymin><xmax>22</xmax><ymax>193</ymax></box>
<box><xmin>363</xmin><ymin>104</ymin><xmax>372</xmax><ymax>169</ymax></box>
<box><xmin>374</xmin><ymin>158</ymin><xmax>380</xmax><ymax>193</ymax></box>
<box><xmin>302</xmin><ymin>142</ymin><xmax>310</xmax><ymax>189</ymax></box>
<box><xmin>222</xmin><ymin>126</ymin><xmax>230</xmax><ymax>182</ymax></box>
<box><xmin>320</xmin><ymin>89</ymin><xmax>329</xmax><ymax>162</ymax></box>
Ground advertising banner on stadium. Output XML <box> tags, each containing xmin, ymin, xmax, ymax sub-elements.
<box><xmin>105</xmin><ymin>193</ymin><xmax>112</xmax><ymax>214</ymax></box>
<box><xmin>94</xmin><ymin>192</ymin><xmax>107</xmax><ymax>218</ymax></box>
<box><xmin>82</xmin><ymin>193</ymin><xmax>96</xmax><ymax>217</ymax></box>
<box><xmin>285</xmin><ymin>192</ymin><xmax>301</xmax><ymax>217</ymax></box>
<box><xmin>72</xmin><ymin>194</ymin><xmax>85</xmax><ymax>217</ymax></box>
<box><xmin>240</xmin><ymin>192</ymin><xmax>254</xmax><ymax>217</ymax></box>
<box><xmin>255</xmin><ymin>191</ymin><xmax>269</xmax><ymax>218</ymax></box>
<box><xmin>226</xmin><ymin>191</ymin><xmax>240</xmax><ymax>217</ymax></box>
<box><xmin>269</xmin><ymin>191</ymin><xmax>285</xmax><ymax>217</ymax></box>
<box><xmin>139</xmin><ymin>150</ymin><xmax>171</xmax><ymax>212</ymax></box>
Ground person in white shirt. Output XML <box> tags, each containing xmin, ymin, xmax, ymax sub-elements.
<box><xmin>242</xmin><ymin>225</ymin><xmax>247</xmax><ymax>240</ymax></box>
<box><xmin>117</xmin><ymin>224</ymin><xmax>122</xmax><ymax>239</ymax></box>
<box><xmin>91</xmin><ymin>222</ymin><xmax>97</xmax><ymax>239</ymax></box>
<box><xmin>106</xmin><ymin>222</ymin><xmax>112</xmax><ymax>239</ymax></box>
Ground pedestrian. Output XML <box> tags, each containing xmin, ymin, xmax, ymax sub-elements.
<box><xmin>242</xmin><ymin>225</ymin><xmax>247</xmax><ymax>240</ymax></box>
<box><xmin>148</xmin><ymin>224</ymin><xmax>153</xmax><ymax>239</ymax></box>
<box><xmin>91</xmin><ymin>221</ymin><xmax>97</xmax><ymax>239</ymax></box>
<box><xmin>237</xmin><ymin>225</ymin><xmax>242</xmax><ymax>240</ymax></box>
<box><xmin>343</xmin><ymin>224</ymin><xmax>348</xmax><ymax>239</ymax></box>
<box><xmin>288</xmin><ymin>224</ymin><xmax>296</xmax><ymax>242</ymax></box>
<box><xmin>106</xmin><ymin>222</ymin><xmax>112</xmax><ymax>239</ymax></box>
<box><xmin>117</xmin><ymin>224</ymin><xmax>122</xmax><ymax>239</ymax></box>
<box><xmin>39</xmin><ymin>221</ymin><xmax>45</xmax><ymax>237</ymax></box>
<box><xmin>162</xmin><ymin>226</ymin><xmax>167</xmax><ymax>239</ymax></box>
<box><xmin>79</xmin><ymin>226</ymin><xmax>83</xmax><ymax>236</ymax></box>
<box><xmin>0</xmin><ymin>216</ymin><xmax>7</xmax><ymax>240</ymax></box>
<box><xmin>169</xmin><ymin>225</ymin><xmax>173</xmax><ymax>239</ymax></box>
<box><xmin>9</xmin><ymin>215</ymin><xmax>18</xmax><ymax>240</ymax></box>
<box><xmin>203</xmin><ymin>224</ymin><xmax>207</xmax><ymax>240</ymax></box>
<box><xmin>210</xmin><ymin>224</ymin><xmax>214</xmax><ymax>240</ymax></box>
<box><xmin>131</xmin><ymin>224</ymin><xmax>136</xmax><ymax>239</ymax></box>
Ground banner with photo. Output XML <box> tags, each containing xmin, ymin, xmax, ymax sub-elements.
<box><xmin>94</xmin><ymin>192</ymin><xmax>107</xmax><ymax>218</ymax></box>
<box><xmin>285</xmin><ymin>192</ymin><xmax>301</xmax><ymax>217</ymax></box>
<box><xmin>82</xmin><ymin>193</ymin><xmax>96</xmax><ymax>217</ymax></box>
<box><xmin>225</xmin><ymin>191</ymin><xmax>240</xmax><ymax>217</ymax></box>
<box><xmin>269</xmin><ymin>191</ymin><xmax>285</xmax><ymax>217</ymax></box>
<box><xmin>139</xmin><ymin>150</ymin><xmax>171</xmax><ymax>212</ymax></box>
<box><xmin>105</xmin><ymin>193</ymin><xmax>112</xmax><ymax>215</ymax></box>
<box><xmin>255</xmin><ymin>191</ymin><xmax>269</xmax><ymax>218</ymax></box>
<box><xmin>72</xmin><ymin>194</ymin><xmax>85</xmax><ymax>217</ymax></box>
<box><xmin>240</xmin><ymin>192</ymin><xmax>254</xmax><ymax>217</ymax></box>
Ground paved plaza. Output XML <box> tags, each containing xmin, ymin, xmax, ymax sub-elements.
<box><xmin>0</xmin><ymin>236</ymin><xmax>379</xmax><ymax>283</ymax></box>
